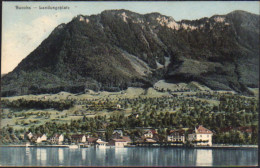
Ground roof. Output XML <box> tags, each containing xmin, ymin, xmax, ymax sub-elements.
<box><xmin>144</xmin><ymin>130</ymin><xmax>157</xmax><ymax>135</ymax></box>
<box><xmin>195</xmin><ymin>125</ymin><xmax>213</xmax><ymax>134</ymax></box>
<box><xmin>112</xmin><ymin>139</ymin><xmax>127</xmax><ymax>142</ymax></box>
<box><xmin>113</xmin><ymin>130</ymin><xmax>123</xmax><ymax>133</ymax></box>
<box><xmin>169</xmin><ymin>129</ymin><xmax>185</xmax><ymax>136</ymax></box>
<box><xmin>87</xmin><ymin>137</ymin><xmax>98</xmax><ymax>143</ymax></box>
<box><xmin>32</xmin><ymin>135</ymin><xmax>42</xmax><ymax>139</ymax></box>
<box><xmin>187</xmin><ymin>129</ymin><xmax>194</xmax><ymax>134</ymax></box>
<box><xmin>121</xmin><ymin>136</ymin><xmax>131</xmax><ymax>142</ymax></box>
<box><xmin>237</xmin><ymin>126</ymin><xmax>252</xmax><ymax>133</ymax></box>
<box><xmin>52</xmin><ymin>134</ymin><xmax>62</xmax><ymax>138</ymax></box>
<box><xmin>96</xmin><ymin>141</ymin><xmax>108</xmax><ymax>144</ymax></box>
<box><xmin>145</xmin><ymin>138</ymin><xmax>157</xmax><ymax>143</ymax></box>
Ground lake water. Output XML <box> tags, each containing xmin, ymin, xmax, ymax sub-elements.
<box><xmin>0</xmin><ymin>147</ymin><xmax>258</xmax><ymax>166</ymax></box>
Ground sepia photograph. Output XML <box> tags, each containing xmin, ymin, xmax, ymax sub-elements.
<box><xmin>0</xmin><ymin>1</ymin><xmax>259</xmax><ymax>167</ymax></box>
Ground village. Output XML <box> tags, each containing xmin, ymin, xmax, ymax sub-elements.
<box><xmin>20</xmin><ymin>125</ymin><xmax>216</xmax><ymax>148</ymax></box>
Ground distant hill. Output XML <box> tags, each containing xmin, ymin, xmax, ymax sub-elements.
<box><xmin>1</xmin><ymin>10</ymin><xmax>259</xmax><ymax>96</ymax></box>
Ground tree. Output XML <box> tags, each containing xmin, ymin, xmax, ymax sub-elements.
<box><xmin>7</xmin><ymin>127</ymin><xmax>13</xmax><ymax>134</ymax></box>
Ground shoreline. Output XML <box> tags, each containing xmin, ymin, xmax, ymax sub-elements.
<box><xmin>0</xmin><ymin>144</ymin><xmax>258</xmax><ymax>149</ymax></box>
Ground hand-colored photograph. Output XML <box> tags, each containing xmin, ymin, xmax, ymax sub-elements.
<box><xmin>0</xmin><ymin>1</ymin><xmax>259</xmax><ymax>167</ymax></box>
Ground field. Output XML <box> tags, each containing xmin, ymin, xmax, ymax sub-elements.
<box><xmin>1</xmin><ymin>81</ymin><xmax>258</xmax><ymax>132</ymax></box>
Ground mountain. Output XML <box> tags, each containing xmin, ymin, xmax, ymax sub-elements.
<box><xmin>1</xmin><ymin>10</ymin><xmax>259</xmax><ymax>96</ymax></box>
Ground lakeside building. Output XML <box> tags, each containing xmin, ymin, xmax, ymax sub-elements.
<box><xmin>95</xmin><ymin>139</ymin><xmax>107</xmax><ymax>148</ymax></box>
<box><xmin>50</xmin><ymin>134</ymin><xmax>64</xmax><ymax>144</ymax></box>
<box><xmin>12</xmin><ymin>126</ymin><xmax>216</xmax><ymax>147</ymax></box>
<box><xmin>108</xmin><ymin>139</ymin><xmax>128</xmax><ymax>147</ymax></box>
<box><xmin>144</xmin><ymin>130</ymin><xmax>157</xmax><ymax>139</ymax></box>
<box><xmin>167</xmin><ymin>129</ymin><xmax>185</xmax><ymax>143</ymax></box>
<box><xmin>41</xmin><ymin>134</ymin><xmax>47</xmax><ymax>141</ymax></box>
<box><xmin>188</xmin><ymin>125</ymin><xmax>213</xmax><ymax>146</ymax></box>
<box><xmin>25</xmin><ymin>132</ymin><xmax>33</xmax><ymax>140</ymax></box>
<box><xmin>32</xmin><ymin>135</ymin><xmax>43</xmax><ymax>144</ymax></box>
<box><xmin>71</xmin><ymin>134</ymin><xmax>87</xmax><ymax>143</ymax></box>
<box><xmin>112</xmin><ymin>130</ymin><xmax>123</xmax><ymax>139</ymax></box>
<box><xmin>121</xmin><ymin>136</ymin><xmax>132</xmax><ymax>143</ymax></box>
<box><xmin>87</xmin><ymin>137</ymin><xmax>98</xmax><ymax>146</ymax></box>
<box><xmin>108</xmin><ymin>136</ymin><xmax>132</xmax><ymax>147</ymax></box>
<box><xmin>31</xmin><ymin>134</ymin><xmax>47</xmax><ymax>144</ymax></box>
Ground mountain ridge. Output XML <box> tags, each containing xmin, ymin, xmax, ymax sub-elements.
<box><xmin>1</xmin><ymin>10</ymin><xmax>259</xmax><ymax>96</ymax></box>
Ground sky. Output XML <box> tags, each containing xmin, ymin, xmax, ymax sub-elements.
<box><xmin>2</xmin><ymin>1</ymin><xmax>259</xmax><ymax>74</ymax></box>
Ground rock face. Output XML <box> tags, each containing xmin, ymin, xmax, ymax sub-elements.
<box><xmin>1</xmin><ymin>10</ymin><xmax>259</xmax><ymax>96</ymax></box>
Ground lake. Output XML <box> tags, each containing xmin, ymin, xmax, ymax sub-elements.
<box><xmin>0</xmin><ymin>147</ymin><xmax>258</xmax><ymax>166</ymax></box>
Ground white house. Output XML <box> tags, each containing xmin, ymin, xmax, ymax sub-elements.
<box><xmin>116</xmin><ymin>104</ymin><xmax>121</xmax><ymax>109</ymax></box>
<box><xmin>50</xmin><ymin>134</ymin><xmax>64</xmax><ymax>144</ymax></box>
<box><xmin>40</xmin><ymin>134</ymin><xmax>47</xmax><ymax>141</ymax></box>
<box><xmin>188</xmin><ymin>125</ymin><xmax>213</xmax><ymax>146</ymax></box>
<box><xmin>144</xmin><ymin>130</ymin><xmax>157</xmax><ymax>139</ymax></box>
<box><xmin>32</xmin><ymin>134</ymin><xmax>44</xmax><ymax>143</ymax></box>
<box><xmin>25</xmin><ymin>132</ymin><xmax>33</xmax><ymax>140</ymax></box>
<box><xmin>95</xmin><ymin>139</ymin><xmax>108</xmax><ymax>148</ymax></box>
<box><xmin>167</xmin><ymin>129</ymin><xmax>185</xmax><ymax>143</ymax></box>
<box><xmin>108</xmin><ymin>139</ymin><xmax>128</xmax><ymax>148</ymax></box>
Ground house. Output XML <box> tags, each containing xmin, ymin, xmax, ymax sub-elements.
<box><xmin>167</xmin><ymin>129</ymin><xmax>185</xmax><ymax>143</ymax></box>
<box><xmin>25</xmin><ymin>132</ymin><xmax>33</xmax><ymax>140</ymax></box>
<box><xmin>95</xmin><ymin>139</ymin><xmax>108</xmax><ymax>148</ymax></box>
<box><xmin>108</xmin><ymin>139</ymin><xmax>127</xmax><ymax>147</ymax></box>
<box><xmin>40</xmin><ymin>134</ymin><xmax>47</xmax><ymax>142</ymax></box>
<box><xmin>121</xmin><ymin>136</ymin><xmax>132</xmax><ymax>143</ymax></box>
<box><xmin>144</xmin><ymin>130</ymin><xmax>157</xmax><ymax>139</ymax></box>
<box><xmin>31</xmin><ymin>134</ymin><xmax>43</xmax><ymax>144</ymax></box>
<box><xmin>87</xmin><ymin>137</ymin><xmax>98</xmax><ymax>146</ymax></box>
<box><xmin>71</xmin><ymin>134</ymin><xmax>87</xmax><ymax>143</ymax></box>
<box><xmin>113</xmin><ymin>130</ymin><xmax>123</xmax><ymax>137</ymax></box>
<box><xmin>50</xmin><ymin>134</ymin><xmax>64</xmax><ymax>144</ymax></box>
<box><xmin>116</xmin><ymin>104</ymin><xmax>121</xmax><ymax>109</ymax></box>
<box><xmin>188</xmin><ymin>125</ymin><xmax>213</xmax><ymax>146</ymax></box>
<box><xmin>30</xmin><ymin>134</ymin><xmax>47</xmax><ymax>144</ymax></box>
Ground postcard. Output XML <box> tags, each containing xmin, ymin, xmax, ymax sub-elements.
<box><xmin>0</xmin><ymin>1</ymin><xmax>259</xmax><ymax>167</ymax></box>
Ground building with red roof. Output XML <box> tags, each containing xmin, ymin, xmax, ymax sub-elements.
<box><xmin>188</xmin><ymin>125</ymin><xmax>213</xmax><ymax>146</ymax></box>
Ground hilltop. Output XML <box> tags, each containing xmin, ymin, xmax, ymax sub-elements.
<box><xmin>1</xmin><ymin>10</ymin><xmax>259</xmax><ymax>96</ymax></box>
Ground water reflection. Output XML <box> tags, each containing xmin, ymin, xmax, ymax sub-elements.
<box><xmin>0</xmin><ymin>147</ymin><xmax>257</xmax><ymax>166</ymax></box>
<box><xmin>41</xmin><ymin>149</ymin><xmax>47</xmax><ymax>161</ymax></box>
<box><xmin>81</xmin><ymin>148</ymin><xmax>86</xmax><ymax>160</ymax></box>
<box><xmin>36</xmin><ymin>148</ymin><xmax>47</xmax><ymax>164</ymax></box>
<box><xmin>115</xmin><ymin>148</ymin><xmax>127</xmax><ymax>163</ymax></box>
<box><xmin>25</xmin><ymin>148</ymin><xmax>31</xmax><ymax>163</ymax></box>
<box><xmin>196</xmin><ymin>149</ymin><xmax>212</xmax><ymax>166</ymax></box>
<box><xmin>58</xmin><ymin>148</ymin><xmax>64</xmax><ymax>163</ymax></box>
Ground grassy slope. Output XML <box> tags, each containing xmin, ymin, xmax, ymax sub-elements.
<box><xmin>1</xmin><ymin>83</ymin><xmax>258</xmax><ymax>130</ymax></box>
